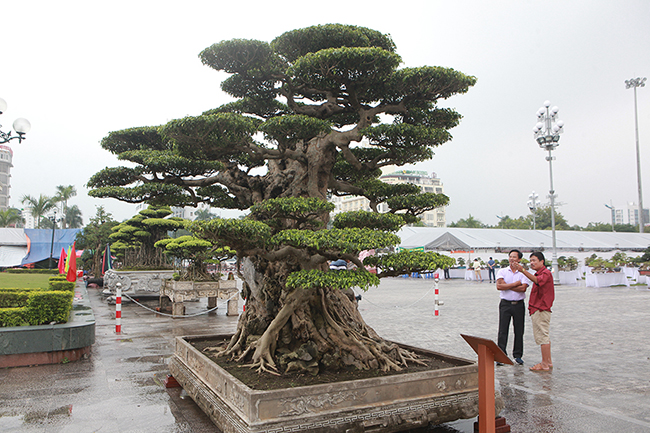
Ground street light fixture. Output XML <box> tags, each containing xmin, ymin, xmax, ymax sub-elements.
<box><xmin>527</xmin><ymin>191</ymin><xmax>540</xmax><ymax>230</ymax></box>
<box><xmin>0</xmin><ymin>98</ymin><xmax>31</xmax><ymax>144</ymax></box>
<box><xmin>625</xmin><ymin>77</ymin><xmax>646</xmax><ymax>233</ymax></box>
<box><xmin>533</xmin><ymin>100</ymin><xmax>564</xmax><ymax>283</ymax></box>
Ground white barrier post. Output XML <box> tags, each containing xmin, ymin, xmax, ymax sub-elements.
<box><xmin>115</xmin><ymin>282</ymin><xmax>122</xmax><ymax>334</ymax></box>
<box><xmin>433</xmin><ymin>273</ymin><xmax>440</xmax><ymax>316</ymax></box>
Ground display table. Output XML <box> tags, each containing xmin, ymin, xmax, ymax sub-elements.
<box><xmin>559</xmin><ymin>270</ymin><xmax>580</xmax><ymax>285</ymax></box>
<box><xmin>623</xmin><ymin>267</ymin><xmax>641</xmax><ymax>282</ymax></box>
<box><xmin>585</xmin><ymin>272</ymin><xmax>629</xmax><ymax>288</ymax></box>
<box><xmin>465</xmin><ymin>269</ymin><xmax>489</xmax><ymax>281</ymax></box>
<box><xmin>448</xmin><ymin>269</ymin><xmax>467</xmax><ymax>279</ymax></box>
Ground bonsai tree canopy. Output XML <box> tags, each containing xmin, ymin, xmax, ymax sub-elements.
<box><xmin>89</xmin><ymin>24</ymin><xmax>475</xmax><ymax>375</ymax></box>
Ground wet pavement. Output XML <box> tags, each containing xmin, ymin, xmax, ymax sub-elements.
<box><xmin>1</xmin><ymin>277</ymin><xmax>649</xmax><ymax>432</ymax></box>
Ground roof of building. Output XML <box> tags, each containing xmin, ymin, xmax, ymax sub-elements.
<box><xmin>397</xmin><ymin>227</ymin><xmax>650</xmax><ymax>252</ymax></box>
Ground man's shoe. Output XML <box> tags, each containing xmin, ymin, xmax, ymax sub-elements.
<box><xmin>514</xmin><ymin>358</ymin><xmax>524</xmax><ymax>365</ymax></box>
<box><xmin>496</xmin><ymin>362</ymin><xmax>504</xmax><ymax>366</ymax></box>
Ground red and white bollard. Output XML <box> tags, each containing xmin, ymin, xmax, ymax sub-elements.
<box><xmin>115</xmin><ymin>283</ymin><xmax>122</xmax><ymax>334</ymax></box>
<box><xmin>433</xmin><ymin>273</ymin><xmax>440</xmax><ymax>316</ymax></box>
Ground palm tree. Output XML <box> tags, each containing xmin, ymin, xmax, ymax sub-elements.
<box><xmin>21</xmin><ymin>194</ymin><xmax>56</xmax><ymax>228</ymax></box>
<box><xmin>55</xmin><ymin>185</ymin><xmax>77</xmax><ymax>228</ymax></box>
<box><xmin>64</xmin><ymin>205</ymin><xmax>83</xmax><ymax>228</ymax></box>
<box><xmin>0</xmin><ymin>208</ymin><xmax>23</xmax><ymax>227</ymax></box>
<box><xmin>194</xmin><ymin>208</ymin><xmax>216</xmax><ymax>221</ymax></box>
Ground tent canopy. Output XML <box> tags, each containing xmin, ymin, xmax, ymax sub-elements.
<box><xmin>20</xmin><ymin>229</ymin><xmax>81</xmax><ymax>266</ymax></box>
<box><xmin>398</xmin><ymin>227</ymin><xmax>650</xmax><ymax>252</ymax></box>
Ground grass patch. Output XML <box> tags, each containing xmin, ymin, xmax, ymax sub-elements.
<box><xmin>0</xmin><ymin>273</ymin><xmax>52</xmax><ymax>289</ymax></box>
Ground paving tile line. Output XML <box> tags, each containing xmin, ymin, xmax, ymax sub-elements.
<box><xmin>506</xmin><ymin>383</ymin><xmax>650</xmax><ymax>429</ymax></box>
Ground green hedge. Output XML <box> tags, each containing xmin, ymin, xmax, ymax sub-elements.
<box><xmin>0</xmin><ymin>290</ymin><xmax>73</xmax><ymax>327</ymax></box>
<box><xmin>0</xmin><ymin>290</ymin><xmax>31</xmax><ymax>308</ymax></box>
<box><xmin>5</xmin><ymin>269</ymin><xmax>59</xmax><ymax>274</ymax></box>
<box><xmin>0</xmin><ymin>281</ymin><xmax>75</xmax><ymax>326</ymax></box>
<box><xmin>0</xmin><ymin>308</ymin><xmax>25</xmax><ymax>327</ymax></box>
<box><xmin>48</xmin><ymin>276</ymin><xmax>75</xmax><ymax>291</ymax></box>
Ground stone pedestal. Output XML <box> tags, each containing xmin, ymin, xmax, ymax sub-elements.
<box><xmin>160</xmin><ymin>280</ymin><xmax>239</xmax><ymax>317</ymax></box>
<box><xmin>170</xmin><ymin>334</ymin><xmax>494</xmax><ymax>433</ymax></box>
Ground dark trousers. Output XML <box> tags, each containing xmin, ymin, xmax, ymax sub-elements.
<box><xmin>488</xmin><ymin>268</ymin><xmax>496</xmax><ymax>281</ymax></box>
<box><xmin>498</xmin><ymin>299</ymin><xmax>525</xmax><ymax>359</ymax></box>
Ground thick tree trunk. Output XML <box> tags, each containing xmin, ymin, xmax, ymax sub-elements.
<box><xmin>207</xmin><ymin>258</ymin><xmax>422</xmax><ymax>375</ymax></box>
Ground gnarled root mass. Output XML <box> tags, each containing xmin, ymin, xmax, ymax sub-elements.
<box><xmin>204</xmin><ymin>285</ymin><xmax>423</xmax><ymax>376</ymax></box>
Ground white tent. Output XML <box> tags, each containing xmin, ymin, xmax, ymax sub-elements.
<box><xmin>397</xmin><ymin>227</ymin><xmax>650</xmax><ymax>253</ymax></box>
<box><xmin>0</xmin><ymin>228</ymin><xmax>29</xmax><ymax>267</ymax></box>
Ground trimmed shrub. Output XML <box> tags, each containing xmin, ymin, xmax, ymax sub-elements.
<box><xmin>0</xmin><ymin>288</ymin><xmax>74</xmax><ymax>327</ymax></box>
<box><xmin>0</xmin><ymin>308</ymin><xmax>26</xmax><ymax>327</ymax></box>
<box><xmin>5</xmin><ymin>269</ymin><xmax>59</xmax><ymax>274</ymax></box>
<box><xmin>48</xmin><ymin>276</ymin><xmax>75</xmax><ymax>291</ymax></box>
<box><xmin>0</xmin><ymin>291</ymin><xmax>31</xmax><ymax>308</ymax></box>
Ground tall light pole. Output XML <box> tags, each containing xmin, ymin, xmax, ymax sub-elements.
<box><xmin>625</xmin><ymin>77</ymin><xmax>646</xmax><ymax>233</ymax></box>
<box><xmin>527</xmin><ymin>191</ymin><xmax>540</xmax><ymax>230</ymax></box>
<box><xmin>0</xmin><ymin>98</ymin><xmax>31</xmax><ymax>144</ymax></box>
<box><xmin>49</xmin><ymin>209</ymin><xmax>58</xmax><ymax>270</ymax></box>
<box><xmin>533</xmin><ymin>101</ymin><xmax>564</xmax><ymax>283</ymax></box>
<box><xmin>604</xmin><ymin>202</ymin><xmax>615</xmax><ymax>232</ymax></box>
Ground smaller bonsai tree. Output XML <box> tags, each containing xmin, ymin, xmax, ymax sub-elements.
<box><xmin>109</xmin><ymin>206</ymin><xmax>185</xmax><ymax>269</ymax></box>
<box><xmin>557</xmin><ymin>255</ymin><xmax>578</xmax><ymax>271</ymax></box>
<box><xmin>155</xmin><ymin>234</ymin><xmax>236</xmax><ymax>281</ymax></box>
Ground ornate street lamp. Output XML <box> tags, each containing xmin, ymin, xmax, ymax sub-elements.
<box><xmin>533</xmin><ymin>100</ymin><xmax>564</xmax><ymax>283</ymax></box>
<box><xmin>0</xmin><ymin>98</ymin><xmax>31</xmax><ymax>144</ymax></box>
<box><xmin>527</xmin><ymin>191</ymin><xmax>540</xmax><ymax>230</ymax></box>
<box><xmin>625</xmin><ymin>77</ymin><xmax>646</xmax><ymax>233</ymax></box>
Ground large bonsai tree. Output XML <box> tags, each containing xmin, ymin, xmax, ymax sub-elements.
<box><xmin>89</xmin><ymin>24</ymin><xmax>475</xmax><ymax>375</ymax></box>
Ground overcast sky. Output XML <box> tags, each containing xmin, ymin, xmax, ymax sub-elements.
<box><xmin>2</xmin><ymin>0</ymin><xmax>649</xmax><ymax>227</ymax></box>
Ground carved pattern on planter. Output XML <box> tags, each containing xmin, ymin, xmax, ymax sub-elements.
<box><xmin>278</xmin><ymin>390</ymin><xmax>367</xmax><ymax>417</ymax></box>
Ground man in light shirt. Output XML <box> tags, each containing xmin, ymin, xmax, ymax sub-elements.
<box><xmin>496</xmin><ymin>249</ymin><xmax>530</xmax><ymax>365</ymax></box>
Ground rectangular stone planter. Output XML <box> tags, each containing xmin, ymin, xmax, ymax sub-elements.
<box><xmin>170</xmin><ymin>334</ymin><xmax>481</xmax><ymax>433</ymax></box>
<box><xmin>160</xmin><ymin>279</ymin><xmax>239</xmax><ymax>317</ymax></box>
<box><xmin>103</xmin><ymin>269</ymin><xmax>175</xmax><ymax>296</ymax></box>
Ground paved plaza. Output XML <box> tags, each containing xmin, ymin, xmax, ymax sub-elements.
<box><xmin>1</xmin><ymin>276</ymin><xmax>649</xmax><ymax>432</ymax></box>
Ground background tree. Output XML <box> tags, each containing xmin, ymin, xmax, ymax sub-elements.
<box><xmin>0</xmin><ymin>208</ymin><xmax>24</xmax><ymax>228</ymax></box>
<box><xmin>448</xmin><ymin>214</ymin><xmax>485</xmax><ymax>228</ymax></box>
<box><xmin>583</xmin><ymin>222</ymin><xmax>637</xmax><ymax>232</ymax></box>
<box><xmin>76</xmin><ymin>206</ymin><xmax>119</xmax><ymax>276</ymax></box>
<box><xmin>55</xmin><ymin>185</ymin><xmax>77</xmax><ymax>229</ymax></box>
<box><xmin>88</xmin><ymin>24</ymin><xmax>474</xmax><ymax>375</ymax></box>
<box><xmin>64</xmin><ymin>205</ymin><xmax>83</xmax><ymax>228</ymax></box>
<box><xmin>530</xmin><ymin>206</ymin><xmax>571</xmax><ymax>230</ymax></box>
<box><xmin>194</xmin><ymin>208</ymin><xmax>217</xmax><ymax>221</ymax></box>
<box><xmin>494</xmin><ymin>215</ymin><xmax>531</xmax><ymax>230</ymax></box>
<box><xmin>109</xmin><ymin>206</ymin><xmax>185</xmax><ymax>268</ymax></box>
<box><xmin>21</xmin><ymin>194</ymin><xmax>56</xmax><ymax>228</ymax></box>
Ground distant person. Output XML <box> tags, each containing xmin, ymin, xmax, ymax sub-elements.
<box><xmin>329</xmin><ymin>258</ymin><xmax>348</xmax><ymax>271</ymax></box>
<box><xmin>496</xmin><ymin>249</ymin><xmax>530</xmax><ymax>365</ymax></box>
<box><xmin>472</xmin><ymin>258</ymin><xmax>483</xmax><ymax>282</ymax></box>
<box><xmin>443</xmin><ymin>264</ymin><xmax>450</xmax><ymax>279</ymax></box>
<box><xmin>516</xmin><ymin>251</ymin><xmax>555</xmax><ymax>371</ymax></box>
<box><xmin>487</xmin><ymin>257</ymin><xmax>496</xmax><ymax>283</ymax></box>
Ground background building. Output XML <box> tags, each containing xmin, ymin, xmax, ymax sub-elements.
<box><xmin>0</xmin><ymin>145</ymin><xmax>13</xmax><ymax>211</ymax></box>
<box><xmin>612</xmin><ymin>203</ymin><xmax>649</xmax><ymax>227</ymax></box>
<box><xmin>330</xmin><ymin>169</ymin><xmax>447</xmax><ymax>227</ymax></box>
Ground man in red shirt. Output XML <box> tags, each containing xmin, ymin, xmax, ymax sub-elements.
<box><xmin>516</xmin><ymin>251</ymin><xmax>555</xmax><ymax>371</ymax></box>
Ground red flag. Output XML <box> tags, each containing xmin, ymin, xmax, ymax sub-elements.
<box><xmin>66</xmin><ymin>242</ymin><xmax>77</xmax><ymax>282</ymax></box>
<box><xmin>58</xmin><ymin>247</ymin><xmax>67</xmax><ymax>274</ymax></box>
